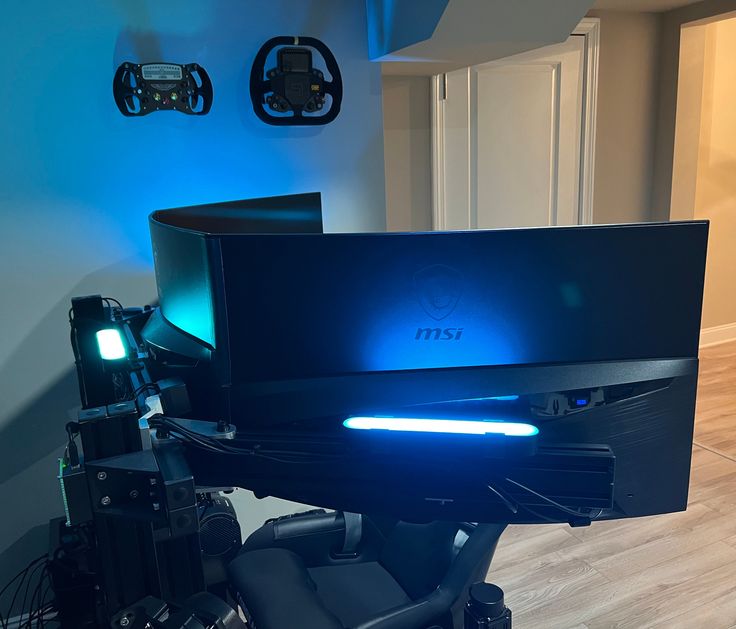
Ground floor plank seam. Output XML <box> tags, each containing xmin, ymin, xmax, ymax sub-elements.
<box><xmin>692</xmin><ymin>439</ymin><xmax>736</xmax><ymax>463</ymax></box>
<box><xmin>582</xmin><ymin>559</ymin><xmax>612</xmax><ymax>586</ymax></box>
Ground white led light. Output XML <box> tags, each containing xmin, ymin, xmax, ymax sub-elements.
<box><xmin>343</xmin><ymin>416</ymin><xmax>538</xmax><ymax>437</ymax></box>
<box><xmin>95</xmin><ymin>328</ymin><xmax>127</xmax><ymax>361</ymax></box>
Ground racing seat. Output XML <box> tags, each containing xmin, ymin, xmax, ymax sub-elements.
<box><xmin>227</xmin><ymin>510</ymin><xmax>507</xmax><ymax>629</ymax></box>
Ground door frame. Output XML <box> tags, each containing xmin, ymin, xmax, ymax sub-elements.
<box><xmin>431</xmin><ymin>17</ymin><xmax>600</xmax><ymax>230</ymax></box>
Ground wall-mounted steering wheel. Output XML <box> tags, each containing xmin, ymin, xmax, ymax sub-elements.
<box><xmin>113</xmin><ymin>62</ymin><xmax>213</xmax><ymax>116</ymax></box>
<box><xmin>249</xmin><ymin>36</ymin><xmax>343</xmax><ymax>126</ymax></box>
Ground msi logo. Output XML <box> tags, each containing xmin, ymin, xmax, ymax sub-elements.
<box><xmin>415</xmin><ymin>327</ymin><xmax>464</xmax><ymax>341</ymax></box>
<box><xmin>414</xmin><ymin>265</ymin><xmax>463</xmax><ymax>321</ymax></box>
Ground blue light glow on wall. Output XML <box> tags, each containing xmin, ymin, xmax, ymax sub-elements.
<box><xmin>0</xmin><ymin>0</ymin><xmax>386</xmax><ymax>277</ymax></box>
<box><xmin>0</xmin><ymin>0</ymin><xmax>388</xmax><ymax>566</ymax></box>
<box><xmin>366</xmin><ymin>0</ymin><xmax>449</xmax><ymax>60</ymax></box>
<box><xmin>344</xmin><ymin>416</ymin><xmax>539</xmax><ymax>437</ymax></box>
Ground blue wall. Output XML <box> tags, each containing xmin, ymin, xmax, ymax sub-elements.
<box><xmin>0</xmin><ymin>0</ymin><xmax>385</xmax><ymax>592</ymax></box>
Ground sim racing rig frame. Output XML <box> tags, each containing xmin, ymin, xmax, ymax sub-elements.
<box><xmin>55</xmin><ymin>204</ymin><xmax>708</xmax><ymax>629</ymax></box>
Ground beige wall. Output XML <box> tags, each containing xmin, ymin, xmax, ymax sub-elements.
<box><xmin>587</xmin><ymin>11</ymin><xmax>663</xmax><ymax>224</ymax></box>
<box><xmin>652</xmin><ymin>0</ymin><xmax>736</xmax><ymax>221</ymax></box>
<box><xmin>694</xmin><ymin>17</ymin><xmax>736</xmax><ymax>328</ymax></box>
<box><xmin>670</xmin><ymin>23</ymin><xmax>708</xmax><ymax>221</ymax></box>
<box><xmin>382</xmin><ymin>75</ymin><xmax>433</xmax><ymax>232</ymax></box>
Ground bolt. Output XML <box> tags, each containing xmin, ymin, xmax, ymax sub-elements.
<box><xmin>152</xmin><ymin>502</ymin><xmax>160</xmax><ymax>511</ymax></box>
<box><xmin>97</xmin><ymin>472</ymin><xmax>107</xmax><ymax>481</ymax></box>
<box><xmin>120</xmin><ymin>618</ymin><xmax>130</xmax><ymax>627</ymax></box>
<box><xmin>101</xmin><ymin>496</ymin><xmax>111</xmax><ymax>506</ymax></box>
<box><xmin>129</xmin><ymin>490</ymin><xmax>139</xmax><ymax>499</ymax></box>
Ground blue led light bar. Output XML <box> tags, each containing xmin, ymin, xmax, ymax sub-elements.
<box><xmin>343</xmin><ymin>416</ymin><xmax>539</xmax><ymax>437</ymax></box>
<box><xmin>95</xmin><ymin>328</ymin><xmax>127</xmax><ymax>360</ymax></box>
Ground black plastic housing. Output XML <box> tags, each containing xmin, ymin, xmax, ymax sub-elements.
<box><xmin>141</xmin><ymin>195</ymin><xmax>708</xmax><ymax>523</ymax></box>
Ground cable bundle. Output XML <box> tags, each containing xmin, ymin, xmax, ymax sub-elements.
<box><xmin>149</xmin><ymin>415</ymin><xmax>346</xmax><ymax>465</ymax></box>
<box><xmin>0</xmin><ymin>555</ymin><xmax>56</xmax><ymax>628</ymax></box>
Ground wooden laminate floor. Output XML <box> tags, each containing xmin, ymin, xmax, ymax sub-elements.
<box><xmin>487</xmin><ymin>341</ymin><xmax>736</xmax><ymax>628</ymax></box>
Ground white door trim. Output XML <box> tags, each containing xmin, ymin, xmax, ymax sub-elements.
<box><xmin>431</xmin><ymin>72</ymin><xmax>448</xmax><ymax>230</ymax></box>
<box><xmin>576</xmin><ymin>17</ymin><xmax>600</xmax><ymax>226</ymax></box>
<box><xmin>431</xmin><ymin>17</ymin><xmax>600</xmax><ymax>230</ymax></box>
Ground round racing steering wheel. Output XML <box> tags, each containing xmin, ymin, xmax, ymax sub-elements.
<box><xmin>249</xmin><ymin>36</ymin><xmax>343</xmax><ymax>126</ymax></box>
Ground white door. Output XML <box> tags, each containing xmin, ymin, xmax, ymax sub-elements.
<box><xmin>432</xmin><ymin>23</ymin><xmax>598</xmax><ymax>230</ymax></box>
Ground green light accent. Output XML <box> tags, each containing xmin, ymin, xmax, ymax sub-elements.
<box><xmin>58</xmin><ymin>458</ymin><xmax>71</xmax><ymax>527</ymax></box>
<box><xmin>96</xmin><ymin>328</ymin><xmax>126</xmax><ymax>360</ymax></box>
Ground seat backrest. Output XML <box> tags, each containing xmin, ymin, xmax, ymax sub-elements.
<box><xmin>378</xmin><ymin>521</ymin><xmax>461</xmax><ymax>600</ymax></box>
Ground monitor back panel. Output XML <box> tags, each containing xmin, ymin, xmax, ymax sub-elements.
<box><xmin>217</xmin><ymin>222</ymin><xmax>708</xmax><ymax>383</ymax></box>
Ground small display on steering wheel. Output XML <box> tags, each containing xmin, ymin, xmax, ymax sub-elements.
<box><xmin>250</xmin><ymin>36</ymin><xmax>343</xmax><ymax>126</ymax></box>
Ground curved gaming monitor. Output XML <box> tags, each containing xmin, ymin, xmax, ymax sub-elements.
<box><xmin>142</xmin><ymin>193</ymin><xmax>708</xmax><ymax>525</ymax></box>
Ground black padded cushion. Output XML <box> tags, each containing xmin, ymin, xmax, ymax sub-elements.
<box><xmin>379</xmin><ymin>521</ymin><xmax>459</xmax><ymax>599</ymax></box>
<box><xmin>227</xmin><ymin>548</ymin><xmax>343</xmax><ymax>629</ymax></box>
<box><xmin>308</xmin><ymin>562</ymin><xmax>411</xmax><ymax>627</ymax></box>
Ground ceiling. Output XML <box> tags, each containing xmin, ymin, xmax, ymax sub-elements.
<box><xmin>376</xmin><ymin>0</ymin><xmax>592</xmax><ymax>75</ymax></box>
<box><xmin>592</xmin><ymin>0</ymin><xmax>702</xmax><ymax>11</ymax></box>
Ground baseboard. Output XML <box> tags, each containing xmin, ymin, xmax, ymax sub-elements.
<box><xmin>700</xmin><ymin>322</ymin><xmax>736</xmax><ymax>348</ymax></box>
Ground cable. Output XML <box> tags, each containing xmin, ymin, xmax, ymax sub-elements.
<box><xmin>163</xmin><ymin>426</ymin><xmax>229</xmax><ymax>455</ymax></box>
<box><xmin>2</xmin><ymin>557</ymin><xmax>45</xmax><ymax>627</ymax></box>
<box><xmin>517</xmin><ymin>502</ymin><xmax>559</xmax><ymax>524</ymax></box>
<box><xmin>102</xmin><ymin>297</ymin><xmax>123</xmax><ymax>310</ymax></box>
<box><xmin>130</xmin><ymin>383</ymin><xmax>159</xmax><ymax>401</ymax></box>
<box><xmin>504</xmin><ymin>477</ymin><xmax>590</xmax><ymax>518</ymax></box>
<box><xmin>28</xmin><ymin>565</ymin><xmax>53</xmax><ymax>629</ymax></box>
<box><xmin>27</xmin><ymin>564</ymin><xmax>48</xmax><ymax>628</ymax></box>
<box><xmin>22</xmin><ymin>559</ymin><xmax>53</xmax><ymax>629</ymax></box>
<box><xmin>64</xmin><ymin>423</ymin><xmax>80</xmax><ymax>469</ymax></box>
<box><xmin>0</xmin><ymin>555</ymin><xmax>46</xmax><ymax>629</ymax></box>
<box><xmin>487</xmin><ymin>483</ymin><xmax>518</xmax><ymax>515</ymax></box>
<box><xmin>18</xmin><ymin>561</ymin><xmax>46</xmax><ymax>629</ymax></box>
<box><xmin>150</xmin><ymin>416</ymin><xmax>348</xmax><ymax>465</ymax></box>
